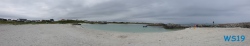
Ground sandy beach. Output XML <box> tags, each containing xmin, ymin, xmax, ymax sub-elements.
<box><xmin>0</xmin><ymin>24</ymin><xmax>249</xmax><ymax>46</ymax></box>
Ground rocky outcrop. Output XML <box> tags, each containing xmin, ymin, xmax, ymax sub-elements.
<box><xmin>163</xmin><ymin>23</ymin><xmax>188</xmax><ymax>29</ymax></box>
<box><xmin>242</xmin><ymin>24</ymin><xmax>250</xmax><ymax>28</ymax></box>
<box><xmin>196</xmin><ymin>24</ymin><xmax>213</xmax><ymax>27</ymax></box>
<box><xmin>146</xmin><ymin>23</ymin><xmax>165</xmax><ymax>26</ymax></box>
<box><xmin>98</xmin><ymin>22</ymin><xmax>108</xmax><ymax>24</ymax></box>
<box><xmin>217</xmin><ymin>22</ymin><xmax>250</xmax><ymax>28</ymax></box>
<box><xmin>72</xmin><ymin>23</ymin><xmax>81</xmax><ymax>25</ymax></box>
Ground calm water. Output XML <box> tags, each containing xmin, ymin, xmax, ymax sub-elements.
<box><xmin>82</xmin><ymin>24</ymin><xmax>181</xmax><ymax>33</ymax></box>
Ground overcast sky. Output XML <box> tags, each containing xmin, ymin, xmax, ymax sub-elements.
<box><xmin>0</xmin><ymin>0</ymin><xmax>250</xmax><ymax>24</ymax></box>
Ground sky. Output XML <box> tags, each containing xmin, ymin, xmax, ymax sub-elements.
<box><xmin>0</xmin><ymin>0</ymin><xmax>250</xmax><ymax>24</ymax></box>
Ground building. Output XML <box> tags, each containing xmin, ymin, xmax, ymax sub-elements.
<box><xmin>31</xmin><ymin>20</ymin><xmax>41</xmax><ymax>22</ymax></box>
<box><xmin>12</xmin><ymin>20</ymin><xmax>17</xmax><ymax>22</ymax></box>
<box><xmin>50</xmin><ymin>19</ymin><xmax>54</xmax><ymax>21</ymax></box>
<box><xmin>7</xmin><ymin>19</ymin><xmax>11</xmax><ymax>21</ymax></box>
<box><xmin>41</xmin><ymin>20</ymin><xmax>51</xmax><ymax>22</ymax></box>
<box><xmin>0</xmin><ymin>18</ymin><xmax>7</xmax><ymax>21</ymax></box>
<box><xmin>17</xmin><ymin>18</ymin><xmax>27</xmax><ymax>22</ymax></box>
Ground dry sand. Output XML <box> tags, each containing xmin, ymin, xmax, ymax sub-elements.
<box><xmin>0</xmin><ymin>24</ymin><xmax>249</xmax><ymax>46</ymax></box>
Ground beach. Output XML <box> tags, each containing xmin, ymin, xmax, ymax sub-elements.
<box><xmin>0</xmin><ymin>24</ymin><xmax>249</xmax><ymax>46</ymax></box>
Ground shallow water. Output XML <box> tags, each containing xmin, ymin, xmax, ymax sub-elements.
<box><xmin>82</xmin><ymin>24</ymin><xmax>182</xmax><ymax>33</ymax></box>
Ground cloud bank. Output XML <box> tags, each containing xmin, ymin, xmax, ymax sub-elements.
<box><xmin>0</xmin><ymin>0</ymin><xmax>250</xmax><ymax>24</ymax></box>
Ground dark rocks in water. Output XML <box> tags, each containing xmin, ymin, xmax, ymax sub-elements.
<box><xmin>89</xmin><ymin>22</ymin><xmax>95</xmax><ymax>24</ymax></box>
<box><xmin>196</xmin><ymin>24</ymin><xmax>213</xmax><ymax>27</ymax></box>
<box><xmin>146</xmin><ymin>23</ymin><xmax>188</xmax><ymax>29</ymax></box>
<box><xmin>163</xmin><ymin>23</ymin><xmax>188</xmax><ymax>29</ymax></box>
<box><xmin>88</xmin><ymin>22</ymin><xmax>107</xmax><ymax>24</ymax></box>
<box><xmin>72</xmin><ymin>23</ymin><xmax>81</xmax><ymax>25</ymax></box>
<box><xmin>143</xmin><ymin>26</ymin><xmax>147</xmax><ymax>27</ymax></box>
<box><xmin>98</xmin><ymin>22</ymin><xmax>108</xmax><ymax>24</ymax></box>
<box><xmin>217</xmin><ymin>22</ymin><xmax>250</xmax><ymax>28</ymax></box>
<box><xmin>146</xmin><ymin>23</ymin><xmax>165</xmax><ymax>26</ymax></box>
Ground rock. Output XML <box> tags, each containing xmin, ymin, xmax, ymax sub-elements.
<box><xmin>98</xmin><ymin>22</ymin><xmax>108</xmax><ymax>24</ymax></box>
<box><xmin>243</xmin><ymin>24</ymin><xmax>250</xmax><ymax>28</ymax></box>
<box><xmin>146</xmin><ymin>23</ymin><xmax>165</xmax><ymax>26</ymax></box>
<box><xmin>89</xmin><ymin>22</ymin><xmax>95</xmax><ymax>24</ymax></box>
<box><xmin>163</xmin><ymin>23</ymin><xmax>188</xmax><ymax>29</ymax></box>
<box><xmin>217</xmin><ymin>22</ymin><xmax>250</xmax><ymax>28</ymax></box>
<box><xmin>72</xmin><ymin>23</ymin><xmax>81</xmax><ymax>25</ymax></box>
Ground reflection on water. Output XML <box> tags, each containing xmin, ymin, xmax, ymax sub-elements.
<box><xmin>82</xmin><ymin>24</ymin><xmax>184</xmax><ymax>33</ymax></box>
